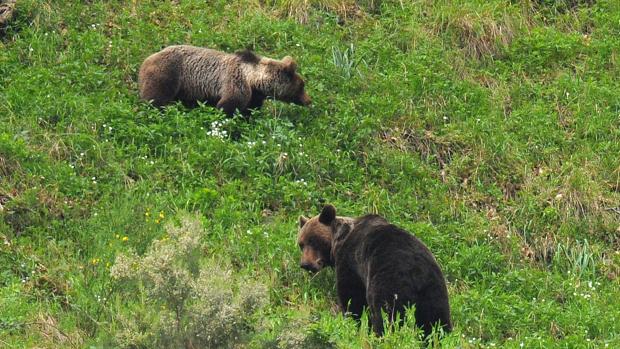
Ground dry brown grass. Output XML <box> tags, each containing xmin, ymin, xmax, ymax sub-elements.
<box><xmin>263</xmin><ymin>0</ymin><xmax>366</xmax><ymax>24</ymax></box>
<box><xmin>440</xmin><ymin>9</ymin><xmax>520</xmax><ymax>60</ymax></box>
<box><xmin>380</xmin><ymin>126</ymin><xmax>468</xmax><ymax>171</ymax></box>
<box><xmin>512</xmin><ymin>160</ymin><xmax>620</xmax><ymax>242</ymax></box>
<box><xmin>31</xmin><ymin>313</ymin><xmax>84</xmax><ymax>349</ymax></box>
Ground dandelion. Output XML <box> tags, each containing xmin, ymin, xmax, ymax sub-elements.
<box><xmin>159</xmin><ymin>211</ymin><xmax>165</xmax><ymax>219</ymax></box>
<box><xmin>122</xmin><ymin>236</ymin><xmax>129</xmax><ymax>242</ymax></box>
<box><xmin>91</xmin><ymin>258</ymin><xmax>100</xmax><ymax>265</ymax></box>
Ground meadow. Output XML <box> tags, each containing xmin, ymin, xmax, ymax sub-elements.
<box><xmin>1</xmin><ymin>0</ymin><xmax>619</xmax><ymax>347</ymax></box>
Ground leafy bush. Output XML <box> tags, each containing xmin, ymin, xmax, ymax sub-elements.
<box><xmin>110</xmin><ymin>215</ymin><xmax>268</xmax><ymax>349</ymax></box>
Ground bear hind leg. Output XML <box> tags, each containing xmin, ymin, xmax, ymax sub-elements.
<box><xmin>415</xmin><ymin>295</ymin><xmax>452</xmax><ymax>338</ymax></box>
<box><xmin>368</xmin><ymin>296</ymin><xmax>409</xmax><ymax>337</ymax></box>
<box><xmin>139</xmin><ymin>66</ymin><xmax>181</xmax><ymax>107</ymax></box>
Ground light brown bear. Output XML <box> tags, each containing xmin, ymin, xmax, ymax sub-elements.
<box><xmin>138</xmin><ymin>45</ymin><xmax>311</xmax><ymax>116</ymax></box>
<box><xmin>298</xmin><ymin>205</ymin><xmax>452</xmax><ymax>338</ymax></box>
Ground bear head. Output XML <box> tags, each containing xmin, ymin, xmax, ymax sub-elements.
<box><xmin>297</xmin><ymin>204</ymin><xmax>353</xmax><ymax>273</ymax></box>
<box><xmin>269</xmin><ymin>56</ymin><xmax>311</xmax><ymax>107</ymax></box>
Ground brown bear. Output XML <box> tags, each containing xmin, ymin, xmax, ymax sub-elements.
<box><xmin>138</xmin><ymin>45</ymin><xmax>311</xmax><ymax>116</ymax></box>
<box><xmin>297</xmin><ymin>204</ymin><xmax>452</xmax><ymax>338</ymax></box>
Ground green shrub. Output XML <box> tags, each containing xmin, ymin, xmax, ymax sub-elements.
<box><xmin>110</xmin><ymin>214</ymin><xmax>268</xmax><ymax>348</ymax></box>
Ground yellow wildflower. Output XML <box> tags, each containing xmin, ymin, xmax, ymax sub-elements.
<box><xmin>122</xmin><ymin>236</ymin><xmax>129</xmax><ymax>242</ymax></box>
<box><xmin>159</xmin><ymin>211</ymin><xmax>165</xmax><ymax>219</ymax></box>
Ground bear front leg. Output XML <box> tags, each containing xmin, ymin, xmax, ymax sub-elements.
<box><xmin>216</xmin><ymin>95</ymin><xmax>248</xmax><ymax>117</ymax></box>
<box><xmin>336</xmin><ymin>269</ymin><xmax>367</xmax><ymax>323</ymax></box>
<box><xmin>216</xmin><ymin>82</ymin><xmax>251</xmax><ymax>117</ymax></box>
<box><xmin>248</xmin><ymin>89</ymin><xmax>267</xmax><ymax>114</ymax></box>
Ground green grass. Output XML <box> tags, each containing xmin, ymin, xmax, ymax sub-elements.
<box><xmin>1</xmin><ymin>0</ymin><xmax>619</xmax><ymax>347</ymax></box>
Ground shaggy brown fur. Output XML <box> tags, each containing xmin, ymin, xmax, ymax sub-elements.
<box><xmin>0</xmin><ymin>0</ymin><xmax>16</xmax><ymax>33</ymax></box>
<box><xmin>138</xmin><ymin>45</ymin><xmax>311</xmax><ymax>116</ymax></box>
<box><xmin>298</xmin><ymin>205</ymin><xmax>452</xmax><ymax>338</ymax></box>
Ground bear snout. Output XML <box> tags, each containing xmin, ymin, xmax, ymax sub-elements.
<box><xmin>300</xmin><ymin>261</ymin><xmax>321</xmax><ymax>273</ymax></box>
<box><xmin>299</xmin><ymin>93</ymin><xmax>312</xmax><ymax>106</ymax></box>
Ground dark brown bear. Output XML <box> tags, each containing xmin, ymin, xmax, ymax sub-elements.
<box><xmin>138</xmin><ymin>45</ymin><xmax>311</xmax><ymax>116</ymax></box>
<box><xmin>297</xmin><ymin>204</ymin><xmax>452</xmax><ymax>337</ymax></box>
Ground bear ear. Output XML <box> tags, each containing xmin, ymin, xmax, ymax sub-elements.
<box><xmin>319</xmin><ymin>204</ymin><xmax>336</xmax><ymax>225</ymax></box>
<box><xmin>299</xmin><ymin>215</ymin><xmax>309</xmax><ymax>228</ymax></box>
<box><xmin>282</xmin><ymin>56</ymin><xmax>297</xmax><ymax>72</ymax></box>
<box><xmin>236</xmin><ymin>49</ymin><xmax>260</xmax><ymax>64</ymax></box>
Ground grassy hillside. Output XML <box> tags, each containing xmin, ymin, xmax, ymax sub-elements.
<box><xmin>1</xmin><ymin>0</ymin><xmax>619</xmax><ymax>347</ymax></box>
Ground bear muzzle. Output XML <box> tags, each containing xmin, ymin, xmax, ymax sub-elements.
<box><xmin>300</xmin><ymin>259</ymin><xmax>324</xmax><ymax>273</ymax></box>
<box><xmin>297</xmin><ymin>93</ymin><xmax>312</xmax><ymax>106</ymax></box>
